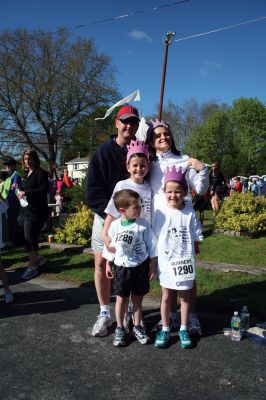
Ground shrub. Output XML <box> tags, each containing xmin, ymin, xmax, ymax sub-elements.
<box><xmin>64</xmin><ymin>179</ymin><xmax>86</xmax><ymax>213</ymax></box>
<box><xmin>215</xmin><ymin>193</ymin><xmax>266</xmax><ymax>233</ymax></box>
<box><xmin>54</xmin><ymin>203</ymin><xmax>94</xmax><ymax>245</ymax></box>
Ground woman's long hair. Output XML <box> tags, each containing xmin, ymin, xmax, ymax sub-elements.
<box><xmin>22</xmin><ymin>148</ymin><xmax>40</xmax><ymax>170</ymax></box>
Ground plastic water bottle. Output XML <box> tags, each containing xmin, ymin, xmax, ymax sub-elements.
<box><xmin>231</xmin><ymin>311</ymin><xmax>241</xmax><ymax>341</ymax></box>
<box><xmin>15</xmin><ymin>188</ymin><xmax>28</xmax><ymax>207</ymax></box>
<box><xmin>240</xmin><ymin>306</ymin><xmax>250</xmax><ymax>337</ymax></box>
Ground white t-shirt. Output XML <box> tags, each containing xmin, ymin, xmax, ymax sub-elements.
<box><xmin>102</xmin><ymin>217</ymin><xmax>157</xmax><ymax>268</ymax></box>
<box><xmin>153</xmin><ymin>204</ymin><xmax>203</xmax><ymax>290</ymax></box>
<box><xmin>149</xmin><ymin>150</ymin><xmax>209</xmax><ymax>224</ymax></box>
<box><xmin>105</xmin><ymin>178</ymin><xmax>152</xmax><ymax>222</ymax></box>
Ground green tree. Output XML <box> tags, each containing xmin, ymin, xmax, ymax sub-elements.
<box><xmin>230</xmin><ymin>98</ymin><xmax>266</xmax><ymax>176</ymax></box>
<box><xmin>0</xmin><ymin>29</ymin><xmax>119</xmax><ymax>170</ymax></box>
<box><xmin>184</xmin><ymin>110</ymin><xmax>234</xmax><ymax>169</ymax></box>
<box><xmin>61</xmin><ymin>107</ymin><xmax>116</xmax><ymax>163</ymax></box>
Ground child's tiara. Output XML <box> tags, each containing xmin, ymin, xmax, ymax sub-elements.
<box><xmin>164</xmin><ymin>166</ymin><xmax>188</xmax><ymax>192</ymax></box>
<box><xmin>126</xmin><ymin>140</ymin><xmax>149</xmax><ymax>163</ymax></box>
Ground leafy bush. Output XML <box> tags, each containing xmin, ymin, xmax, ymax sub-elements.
<box><xmin>215</xmin><ymin>193</ymin><xmax>266</xmax><ymax>233</ymax></box>
<box><xmin>54</xmin><ymin>203</ymin><xmax>94</xmax><ymax>245</ymax></box>
<box><xmin>64</xmin><ymin>179</ymin><xmax>86</xmax><ymax>213</ymax></box>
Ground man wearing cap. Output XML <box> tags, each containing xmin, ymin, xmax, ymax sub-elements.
<box><xmin>85</xmin><ymin>104</ymin><xmax>140</xmax><ymax>337</ymax></box>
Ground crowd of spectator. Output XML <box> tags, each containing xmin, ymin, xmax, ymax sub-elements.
<box><xmin>0</xmin><ymin>154</ymin><xmax>77</xmax><ymax>300</ymax></box>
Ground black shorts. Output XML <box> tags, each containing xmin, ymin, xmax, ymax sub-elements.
<box><xmin>112</xmin><ymin>259</ymin><xmax>150</xmax><ymax>298</ymax></box>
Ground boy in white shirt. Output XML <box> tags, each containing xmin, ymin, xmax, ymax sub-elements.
<box><xmin>103</xmin><ymin>189</ymin><xmax>157</xmax><ymax>347</ymax></box>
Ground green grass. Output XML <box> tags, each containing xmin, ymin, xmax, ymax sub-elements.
<box><xmin>2</xmin><ymin>243</ymin><xmax>266</xmax><ymax>319</ymax></box>
<box><xmin>198</xmin><ymin>234</ymin><xmax>266</xmax><ymax>267</ymax></box>
<box><xmin>197</xmin><ymin>209</ymin><xmax>266</xmax><ymax>267</ymax></box>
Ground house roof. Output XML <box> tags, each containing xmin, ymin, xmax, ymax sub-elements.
<box><xmin>65</xmin><ymin>157</ymin><xmax>88</xmax><ymax>164</ymax></box>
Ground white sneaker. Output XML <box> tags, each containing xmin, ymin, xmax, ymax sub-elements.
<box><xmin>5</xmin><ymin>290</ymin><xmax>14</xmax><ymax>304</ymax></box>
<box><xmin>188</xmin><ymin>314</ymin><xmax>202</xmax><ymax>336</ymax></box>
<box><xmin>113</xmin><ymin>327</ymin><xmax>126</xmax><ymax>347</ymax></box>
<box><xmin>21</xmin><ymin>266</ymin><xmax>38</xmax><ymax>280</ymax></box>
<box><xmin>91</xmin><ymin>312</ymin><xmax>112</xmax><ymax>337</ymax></box>
<box><xmin>133</xmin><ymin>325</ymin><xmax>149</xmax><ymax>345</ymax></box>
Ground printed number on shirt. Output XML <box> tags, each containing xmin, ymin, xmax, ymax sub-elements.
<box><xmin>115</xmin><ymin>233</ymin><xmax>133</xmax><ymax>244</ymax></box>
<box><xmin>170</xmin><ymin>256</ymin><xmax>195</xmax><ymax>282</ymax></box>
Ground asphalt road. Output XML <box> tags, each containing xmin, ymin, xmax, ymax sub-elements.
<box><xmin>1</xmin><ymin>271</ymin><xmax>265</xmax><ymax>400</ymax></box>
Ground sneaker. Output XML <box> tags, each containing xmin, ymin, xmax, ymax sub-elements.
<box><xmin>154</xmin><ymin>330</ymin><xmax>170</xmax><ymax>348</ymax></box>
<box><xmin>188</xmin><ymin>314</ymin><xmax>202</xmax><ymax>336</ymax></box>
<box><xmin>113</xmin><ymin>327</ymin><xmax>126</xmax><ymax>347</ymax></box>
<box><xmin>21</xmin><ymin>266</ymin><xmax>38</xmax><ymax>280</ymax></box>
<box><xmin>36</xmin><ymin>256</ymin><xmax>47</xmax><ymax>267</ymax></box>
<box><xmin>178</xmin><ymin>329</ymin><xmax>192</xmax><ymax>348</ymax></box>
<box><xmin>123</xmin><ymin>314</ymin><xmax>132</xmax><ymax>334</ymax></box>
<box><xmin>91</xmin><ymin>312</ymin><xmax>112</xmax><ymax>337</ymax></box>
<box><xmin>133</xmin><ymin>325</ymin><xmax>149</xmax><ymax>345</ymax></box>
<box><xmin>5</xmin><ymin>290</ymin><xmax>14</xmax><ymax>304</ymax></box>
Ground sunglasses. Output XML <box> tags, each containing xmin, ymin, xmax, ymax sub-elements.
<box><xmin>154</xmin><ymin>131</ymin><xmax>171</xmax><ymax>139</ymax></box>
<box><xmin>119</xmin><ymin>118</ymin><xmax>139</xmax><ymax>126</ymax></box>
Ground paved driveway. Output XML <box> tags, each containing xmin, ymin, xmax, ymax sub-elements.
<box><xmin>1</xmin><ymin>274</ymin><xmax>265</xmax><ymax>400</ymax></box>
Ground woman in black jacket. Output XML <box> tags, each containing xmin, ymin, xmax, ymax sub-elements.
<box><xmin>209</xmin><ymin>162</ymin><xmax>227</xmax><ymax>211</ymax></box>
<box><xmin>17</xmin><ymin>149</ymin><xmax>49</xmax><ymax>280</ymax></box>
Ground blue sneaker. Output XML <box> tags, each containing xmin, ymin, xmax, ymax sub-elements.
<box><xmin>154</xmin><ymin>330</ymin><xmax>170</xmax><ymax>348</ymax></box>
<box><xmin>178</xmin><ymin>329</ymin><xmax>191</xmax><ymax>349</ymax></box>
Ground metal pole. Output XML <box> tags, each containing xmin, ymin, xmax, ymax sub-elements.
<box><xmin>157</xmin><ymin>31</ymin><xmax>176</xmax><ymax>121</ymax></box>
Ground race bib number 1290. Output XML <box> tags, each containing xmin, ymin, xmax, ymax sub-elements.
<box><xmin>169</xmin><ymin>257</ymin><xmax>195</xmax><ymax>282</ymax></box>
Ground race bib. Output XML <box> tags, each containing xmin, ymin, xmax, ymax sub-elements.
<box><xmin>169</xmin><ymin>256</ymin><xmax>195</xmax><ymax>283</ymax></box>
<box><xmin>112</xmin><ymin>229</ymin><xmax>137</xmax><ymax>254</ymax></box>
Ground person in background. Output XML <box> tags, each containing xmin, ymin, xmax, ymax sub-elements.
<box><xmin>0</xmin><ymin>193</ymin><xmax>14</xmax><ymax>303</ymax></box>
<box><xmin>234</xmin><ymin>176</ymin><xmax>242</xmax><ymax>193</ymax></box>
<box><xmin>2</xmin><ymin>159</ymin><xmax>22</xmax><ymax>247</ymax></box>
<box><xmin>17</xmin><ymin>149</ymin><xmax>49</xmax><ymax>280</ymax></box>
<box><xmin>62</xmin><ymin>168</ymin><xmax>73</xmax><ymax>189</ymax></box>
<box><xmin>0</xmin><ymin>171</ymin><xmax>8</xmax><ymax>244</ymax></box>
<box><xmin>209</xmin><ymin>162</ymin><xmax>227</xmax><ymax>210</ymax></box>
<box><xmin>242</xmin><ymin>178</ymin><xmax>249</xmax><ymax>193</ymax></box>
<box><xmin>0</xmin><ymin>171</ymin><xmax>8</xmax><ymax>194</ymax></box>
<box><xmin>55</xmin><ymin>190</ymin><xmax>63</xmax><ymax>217</ymax></box>
<box><xmin>257</xmin><ymin>178</ymin><xmax>263</xmax><ymax>196</ymax></box>
<box><xmin>85</xmin><ymin>104</ymin><xmax>140</xmax><ymax>337</ymax></box>
<box><xmin>247</xmin><ymin>178</ymin><xmax>253</xmax><ymax>192</ymax></box>
<box><xmin>251</xmin><ymin>179</ymin><xmax>259</xmax><ymax>196</ymax></box>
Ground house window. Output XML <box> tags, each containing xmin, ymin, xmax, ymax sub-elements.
<box><xmin>74</xmin><ymin>164</ymin><xmax>79</xmax><ymax>170</ymax></box>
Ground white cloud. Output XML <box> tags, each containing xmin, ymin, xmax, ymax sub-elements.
<box><xmin>127</xmin><ymin>30</ymin><xmax>152</xmax><ymax>42</ymax></box>
<box><xmin>200</xmin><ymin>60</ymin><xmax>223</xmax><ymax>77</ymax></box>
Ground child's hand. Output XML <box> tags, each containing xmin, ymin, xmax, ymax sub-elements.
<box><xmin>106</xmin><ymin>263</ymin><xmax>114</xmax><ymax>279</ymax></box>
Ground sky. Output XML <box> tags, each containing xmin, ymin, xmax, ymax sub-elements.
<box><xmin>1</xmin><ymin>0</ymin><xmax>266</xmax><ymax>117</ymax></box>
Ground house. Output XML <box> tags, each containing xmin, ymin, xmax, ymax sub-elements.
<box><xmin>65</xmin><ymin>153</ymin><xmax>89</xmax><ymax>182</ymax></box>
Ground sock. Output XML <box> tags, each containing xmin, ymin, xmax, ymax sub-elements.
<box><xmin>100</xmin><ymin>305</ymin><xmax>110</xmax><ymax>316</ymax></box>
<box><xmin>180</xmin><ymin>324</ymin><xmax>188</xmax><ymax>331</ymax></box>
<box><xmin>162</xmin><ymin>326</ymin><xmax>170</xmax><ymax>332</ymax></box>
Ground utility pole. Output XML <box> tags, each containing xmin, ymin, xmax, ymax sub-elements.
<box><xmin>157</xmin><ymin>31</ymin><xmax>176</xmax><ymax>121</ymax></box>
